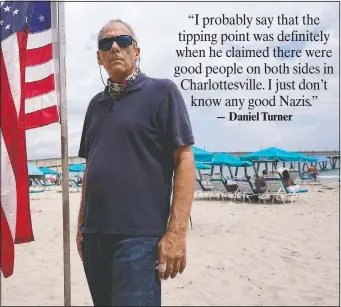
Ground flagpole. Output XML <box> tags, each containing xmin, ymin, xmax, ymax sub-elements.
<box><xmin>57</xmin><ymin>2</ymin><xmax>71</xmax><ymax>306</ymax></box>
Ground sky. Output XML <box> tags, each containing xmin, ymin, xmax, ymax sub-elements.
<box><xmin>25</xmin><ymin>1</ymin><xmax>340</xmax><ymax>160</ymax></box>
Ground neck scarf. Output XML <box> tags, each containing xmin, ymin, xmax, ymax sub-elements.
<box><xmin>106</xmin><ymin>67</ymin><xmax>141</xmax><ymax>99</ymax></box>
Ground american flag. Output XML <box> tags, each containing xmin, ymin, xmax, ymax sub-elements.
<box><xmin>25</xmin><ymin>1</ymin><xmax>60</xmax><ymax>129</ymax></box>
<box><xmin>1</xmin><ymin>1</ymin><xmax>59</xmax><ymax>278</ymax></box>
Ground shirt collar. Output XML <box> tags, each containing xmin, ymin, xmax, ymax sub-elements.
<box><xmin>99</xmin><ymin>73</ymin><xmax>149</xmax><ymax>103</ymax></box>
<box><xmin>124</xmin><ymin>73</ymin><xmax>149</xmax><ymax>93</ymax></box>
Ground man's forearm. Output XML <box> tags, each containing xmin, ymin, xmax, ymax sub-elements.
<box><xmin>78</xmin><ymin>168</ymin><xmax>87</xmax><ymax>229</ymax></box>
<box><xmin>167</xmin><ymin>158</ymin><xmax>195</xmax><ymax>234</ymax></box>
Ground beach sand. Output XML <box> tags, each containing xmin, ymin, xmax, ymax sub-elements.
<box><xmin>2</xmin><ymin>182</ymin><xmax>339</xmax><ymax>306</ymax></box>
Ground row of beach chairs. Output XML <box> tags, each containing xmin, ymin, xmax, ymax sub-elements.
<box><xmin>195</xmin><ymin>172</ymin><xmax>309</xmax><ymax>204</ymax></box>
<box><xmin>30</xmin><ymin>178</ymin><xmax>82</xmax><ymax>199</ymax></box>
<box><xmin>56</xmin><ymin>179</ymin><xmax>82</xmax><ymax>193</ymax></box>
<box><xmin>29</xmin><ymin>179</ymin><xmax>47</xmax><ymax>199</ymax></box>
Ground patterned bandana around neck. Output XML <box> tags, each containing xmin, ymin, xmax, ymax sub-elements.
<box><xmin>106</xmin><ymin>67</ymin><xmax>141</xmax><ymax>99</ymax></box>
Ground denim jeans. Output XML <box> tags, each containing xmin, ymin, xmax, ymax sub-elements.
<box><xmin>82</xmin><ymin>234</ymin><xmax>161</xmax><ymax>306</ymax></box>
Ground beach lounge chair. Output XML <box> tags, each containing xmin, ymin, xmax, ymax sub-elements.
<box><xmin>33</xmin><ymin>178</ymin><xmax>54</xmax><ymax>191</ymax></box>
<box><xmin>211</xmin><ymin>172</ymin><xmax>223</xmax><ymax>180</ymax></box>
<box><xmin>224</xmin><ymin>180</ymin><xmax>239</xmax><ymax>200</ymax></box>
<box><xmin>264</xmin><ymin>176</ymin><xmax>308</xmax><ymax>204</ymax></box>
<box><xmin>39</xmin><ymin>179</ymin><xmax>57</xmax><ymax>191</ymax></box>
<box><xmin>199</xmin><ymin>174</ymin><xmax>215</xmax><ymax>197</ymax></box>
<box><xmin>30</xmin><ymin>179</ymin><xmax>40</xmax><ymax>188</ymax></box>
<box><xmin>201</xmin><ymin>174</ymin><xmax>216</xmax><ymax>189</ymax></box>
<box><xmin>234</xmin><ymin>177</ymin><xmax>265</xmax><ymax>203</ymax></box>
<box><xmin>194</xmin><ymin>179</ymin><xmax>203</xmax><ymax>194</ymax></box>
<box><xmin>209</xmin><ymin>178</ymin><xmax>238</xmax><ymax>200</ymax></box>
<box><xmin>33</xmin><ymin>178</ymin><xmax>43</xmax><ymax>186</ymax></box>
<box><xmin>195</xmin><ymin>180</ymin><xmax>207</xmax><ymax>199</ymax></box>
<box><xmin>300</xmin><ymin>171</ymin><xmax>321</xmax><ymax>184</ymax></box>
<box><xmin>209</xmin><ymin>178</ymin><xmax>228</xmax><ymax>200</ymax></box>
<box><xmin>289</xmin><ymin>170</ymin><xmax>314</xmax><ymax>184</ymax></box>
<box><xmin>69</xmin><ymin>179</ymin><xmax>82</xmax><ymax>193</ymax></box>
<box><xmin>29</xmin><ymin>187</ymin><xmax>44</xmax><ymax>199</ymax></box>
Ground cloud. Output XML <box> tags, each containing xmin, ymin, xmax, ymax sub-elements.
<box><xmin>26</xmin><ymin>2</ymin><xmax>339</xmax><ymax>159</ymax></box>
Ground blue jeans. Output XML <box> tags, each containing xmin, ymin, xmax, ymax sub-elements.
<box><xmin>82</xmin><ymin>234</ymin><xmax>161</xmax><ymax>306</ymax></box>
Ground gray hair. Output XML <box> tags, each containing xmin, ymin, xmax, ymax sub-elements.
<box><xmin>97</xmin><ymin>19</ymin><xmax>138</xmax><ymax>46</ymax></box>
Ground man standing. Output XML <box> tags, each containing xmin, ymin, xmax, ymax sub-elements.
<box><xmin>76</xmin><ymin>19</ymin><xmax>196</xmax><ymax>306</ymax></box>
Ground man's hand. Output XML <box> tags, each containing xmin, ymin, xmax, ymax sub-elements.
<box><xmin>157</xmin><ymin>231</ymin><xmax>186</xmax><ymax>281</ymax></box>
<box><xmin>76</xmin><ymin>229</ymin><xmax>83</xmax><ymax>262</ymax></box>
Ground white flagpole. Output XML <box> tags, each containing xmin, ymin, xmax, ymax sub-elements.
<box><xmin>56</xmin><ymin>2</ymin><xmax>71</xmax><ymax>306</ymax></box>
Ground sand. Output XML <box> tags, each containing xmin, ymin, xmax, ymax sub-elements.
<box><xmin>2</xmin><ymin>182</ymin><xmax>339</xmax><ymax>306</ymax></box>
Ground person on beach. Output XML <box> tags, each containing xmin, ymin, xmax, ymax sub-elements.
<box><xmin>254</xmin><ymin>170</ymin><xmax>268</xmax><ymax>193</ymax></box>
<box><xmin>307</xmin><ymin>165</ymin><xmax>319</xmax><ymax>181</ymax></box>
<box><xmin>282</xmin><ymin>169</ymin><xmax>300</xmax><ymax>193</ymax></box>
<box><xmin>259</xmin><ymin>170</ymin><xmax>267</xmax><ymax>188</ymax></box>
<box><xmin>76</xmin><ymin>19</ymin><xmax>196</xmax><ymax>306</ymax></box>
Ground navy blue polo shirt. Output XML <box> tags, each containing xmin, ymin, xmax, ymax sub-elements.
<box><xmin>78</xmin><ymin>73</ymin><xmax>194</xmax><ymax>236</ymax></box>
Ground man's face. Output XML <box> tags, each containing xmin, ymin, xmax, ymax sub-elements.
<box><xmin>97</xmin><ymin>22</ymin><xmax>140</xmax><ymax>82</ymax></box>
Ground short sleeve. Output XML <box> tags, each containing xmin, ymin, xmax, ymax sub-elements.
<box><xmin>78</xmin><ymin>102</ymin><xmax>92</xmax><ymax>160</ymax></box>
<box><xmin>157</xmin><ymin>80</ymin><xmax>195</xmax><ymax>150</ymax></box>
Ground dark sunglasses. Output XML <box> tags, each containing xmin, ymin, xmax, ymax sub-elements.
<box><xmin>98</xmin><ymin>35</ymin><xmax>136</xmax><ymax>51</ymax></box>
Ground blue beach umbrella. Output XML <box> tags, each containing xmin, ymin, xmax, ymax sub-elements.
<box><xmin>311</xmin><ymin>155</ymin><xmax>330</xmax><ymax>163</ymax></box>
<box><xmin>292</xmin><ymin>152</ymin><xmax>318</xmax><ymax>163</ymax></box>
<box><xmin>211</xmin><ymin>152</ymin><xmax>252</xmax><ymax>167</ymax></box>
<box><xmin>39</xmin><ymin>167</ymin><xmax>59</xmax><ymax>175</ymax></box>
<box><xmin>195</xmin><ymin>162</ymin><xmax>211</xmax><ymax>170</ymax></box>
<box><xmin>240</xmin><ymin>147</ymin><xmax>301</xmax><ymax>162</ymax></box>
<box><xmin>27</xmin><ymin>163</ymin><xmax>44</xmax><ymax>176</ymax></box>
<box><xmin>69</xmin><ymin>164</ymin><xmax>86</xmax><ymax>172</ymax></box>
<box><xmin>192</xmin><ymin>146</ymin><xmax>214</xmax><ymax>163</ymax></box>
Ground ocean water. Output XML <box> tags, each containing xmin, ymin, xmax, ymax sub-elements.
<box><xmin>319</xmin><ymin>168</ymin><xmax>340</xmax><ymax>177</ymax></box>
<box><xmin>318</xmin><ymin>168</ymin><xmax>340</xmax><ymax>182</ymax></box>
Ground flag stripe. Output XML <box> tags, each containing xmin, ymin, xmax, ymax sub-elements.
<box><xmin>0</xmin><ymin>206</ymin><xmax>15</xmax><ymax>278</ymax></box>
<box><xmin>27</xmin><ymin>29</ymin><xmax>52</xmax><ymax>49</ymax></box>
<box><xmin>25</xmin><ymin>105</ymin><xmax>59</xmax><ymax>130</ymax></box>
<box><xmin>26</xmin><ymin>43</ymin><xmax>53</xmax><ymax>67</ymax></box>
<box><xmin>25</xmin><ymin>59</ymin><xmax>55</xmax><ymax>83</ymax></box>
<box><xmin>25</xmin><ymin>74</ymin><xmax>55</xmax><ymax>99</ymax></box>
<box><xmin>1</xmin><ymin>34</ymin><xmax>33</xmax><ymax>245</ymax></box>
<box><xmin>13</xmin><ymin>30</ymin><xmax>33</xmax><ymax>244</ymax></box>
<box><xmin>1</xmin><ymin>43</ymin><xmax>24</xmax><ymax>176</ymax></box>
<box><xmin>25</xmin><ymin>90</ymin><xmax>58</xmax><ymax>114</ymax></box>
<box><xmin>2</xmin><ymin>34</ymin><xmax>21</xmax><ymax>116</ymax></box>
<box><xmin>23</xmin><ymin>3</ymin><xmax>59</xmax><ymax>130</ymax></box>
<box><xmin>1</xmin><ymin>134</ymin><xmax>18</xmax><ymax>240</ymax></box>
<box><xmin>1</xmin><ymin>1</ymin><xmax>35</xmax><ymax>278</ymax></box>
